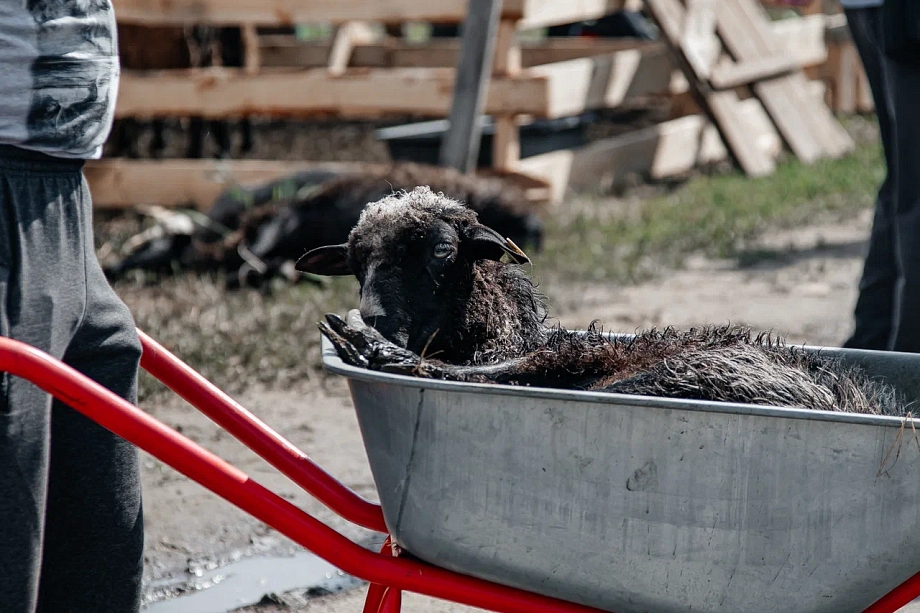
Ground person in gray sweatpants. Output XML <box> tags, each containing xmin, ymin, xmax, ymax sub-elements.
<box><xmin>840</xmin><ymin>0</ymin><xmax>920</xmax><ymax>353</ymax></box>
<box><xmin>0</xmin><ymin>2</ymin><xmax>144</xmax><ymax>612</ymax></box>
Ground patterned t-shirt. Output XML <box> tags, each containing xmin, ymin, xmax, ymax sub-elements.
<box><xmin>0</xmin><ymin>0</ymin><xmax>119</xmax><ymax>160</ymax></box>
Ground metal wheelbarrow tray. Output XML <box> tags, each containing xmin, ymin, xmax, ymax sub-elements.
<box><xmin>2</xmin><ymin>327</ymin><xmax>920</xmax><ymax>613</ymax></box>
<box><xmin>321</xmin><ymin>335</ymin><xmax>920</xmax><ymax>613</ymax></box>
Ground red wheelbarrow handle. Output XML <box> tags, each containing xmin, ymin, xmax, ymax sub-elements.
<box><xmin>0</xmin><ymin>334</ymin><xmax>605</xmax><ymax>613</ymax></box>
<box><xmin>136</xmin><ymin>329</ymin><xmax>387</xmax><ymax>533</ymax></box>
<box><xmin>0</xmin><ymin>333</ymin><xmax>915</xmax><ymax>613</ymax></box>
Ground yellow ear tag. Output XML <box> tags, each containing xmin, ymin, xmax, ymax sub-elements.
<box><xmin>500</xmin><ymin>237</ymin><xmax>531</xmax><ymax>265</ymax></box>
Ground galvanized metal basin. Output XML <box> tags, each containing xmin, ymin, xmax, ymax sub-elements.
<box><xmin>321</xmin><ymin>335</ymin><xmax>920</xmax><ymax>613</ymax></box>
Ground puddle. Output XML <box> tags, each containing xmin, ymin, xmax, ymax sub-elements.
<box><xmin>143</xmin><ymin>551</ymin><xmax>364</xmax><ymax>613</ymax></box>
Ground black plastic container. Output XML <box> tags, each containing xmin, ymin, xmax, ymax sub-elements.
<box><xmin>375</xmin><ymin>113</ymin><xmax>596</xmax><ymax>168</ymax></box>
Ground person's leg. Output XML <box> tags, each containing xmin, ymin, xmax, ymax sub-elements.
<box><xmin>0</xmin><ymin>147</ymin><xmax>88</xmax><ymax>612</ymax></box>
<box><xmin>843</xmin><ymin>7</ymin><xmax>900</xmax><ymax>350</ymax></box>
<box><xmin>883</xmin><ymin>55</ymin><xmax>920</xmax><ymax>353</ymax></box>
<box><xmin>35</xmin><ymin>175</ymin><xmax>144</xmax><ymax>613</ymax></box>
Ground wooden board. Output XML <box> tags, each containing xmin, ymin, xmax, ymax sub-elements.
<box><xmin>114</xmin><ymin>47</ymin><xmax>682</xmax><ymax>120</ymax></box>
<box><xmin>531</xmin><ymin>46</ymin><xmax>676</xmax><ymax>118</ymax></box>
<box><xmin>645</xmin><ymin>0</ymin><xmax>776</xmax><ymax>176</ymax></box>
<box><xmin>518</xmin><ymin>101</ymin><xmax>778</xmax><ymax>203</ymax></box>
<box><xmin>709</xmin><ymin>54</ymin><xmax>795</xmax><ymax>89</ymax></box>
<box><xmin>114</xmin><ymin>67</ymin><xmax>548</xmax><ymax>118</ymax></box>
<box><xmin>259</xmin><ymin>38</ymin><xmax>660</xmax><ymax>70</ymax></box>
<box><xmin>111</xmin><ymin>0</ymin><xmax>624</xmax><ymax>29</ymax></box>
<box><xmin>770</xmin><ymin>13</ymin><xmax>828</xmax><ymax>68</ymax></box>
<box><xmin>84</xmin><ymin>159</ymin><xmax>552</xmax><ymax>210</ymax></box>
<box><xmin>717</xmin><ymin>0</ymin><xmax>853</xmax><ymax>161</ymax></box>
<box><xmin>256</xmin><ymin>13</ymin><xmax>823</xmax><ymax>71</ymax></box>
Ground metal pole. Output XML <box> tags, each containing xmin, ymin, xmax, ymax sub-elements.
<box><xmin>438</xmin><ymin>0</ymin><xmax>504</xmax><ymax>172</ymax></box>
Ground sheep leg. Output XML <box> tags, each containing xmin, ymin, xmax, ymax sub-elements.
<box><xmin>320</xmin><ymin>312</ymin><xmax>527</xmax><ymax>383</ymax></box>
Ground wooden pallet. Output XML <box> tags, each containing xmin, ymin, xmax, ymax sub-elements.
<box><xmin>645</xmin><ymin>0</ymin><xmax>854</xmax><ymax>176</ymax></box>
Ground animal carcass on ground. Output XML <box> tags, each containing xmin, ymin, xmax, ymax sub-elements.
<box><xmin>101</xmin><ymin>163</ymin><xmax>544</xmax><ymax>289</ymax></box>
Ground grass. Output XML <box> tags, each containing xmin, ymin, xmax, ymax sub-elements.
<box><xmin>110</xmin><ymin>117</ymin><xmax>884</xmax><ymax>402</ymax></box>
<box><xmin>535</xmin><ymin>123</ymin><xmax>884</xmax><ymax>284</ymax></box>
<box><xmin>119</xmin><ymin>274</ymin><xmax>359</xmax><ymax>402</ymax></box>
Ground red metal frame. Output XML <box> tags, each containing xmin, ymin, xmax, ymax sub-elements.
<box><xmin>0</xmin><ymin>331</ymin><xmax>915</xmax><ymax>613</ymax></box>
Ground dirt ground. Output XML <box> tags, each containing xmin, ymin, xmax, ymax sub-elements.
<box><xmin>133</xmin><ymin>202</ymin><xmax>906</xmax><ymax>612</ymax></box>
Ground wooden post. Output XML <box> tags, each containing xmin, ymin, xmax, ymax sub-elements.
<box><xmin>492</xmin><ymin>18</ymin><xmax>522</xmax><ymax>172</ymax></box>
<box><xmin>328</xmin><ymin>21</ymin><xmax>377</xmax><ymax>76</ymax></box>
<box><xmin>438</xmin><ymin>0</ymin><xmax>504</xmax><ymax>172</ymax></box>
<box><xmin>242</xmin><ymin>24</ymin><xmax>261</xmax><ymax>74</ymax></box>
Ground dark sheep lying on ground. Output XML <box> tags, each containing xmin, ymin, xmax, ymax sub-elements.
<box><xmin>101</xmin><ymin>162</ymin><xmax>544</xmax><ymax>288</ymax></box>
<box><xmin>301</xmin><ymin>186</ymin><xmax>905</xmax><ymax>416</ymax></box>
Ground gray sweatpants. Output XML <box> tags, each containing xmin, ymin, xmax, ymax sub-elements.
<box><xmin>844</xmin><ymin>7</ymin><xmax>920</xmax><ymax>353</ymax></box>
<box><xmin>0</xmin><ymin>145</ymin><xmax>144</xmax><ymax>612</ymax></box>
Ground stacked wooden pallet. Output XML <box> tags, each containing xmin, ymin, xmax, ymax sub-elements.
<box><xmin>90</xmin><ymin>0</ymin><xmax>866</xmax><ymax>209</ymax></box>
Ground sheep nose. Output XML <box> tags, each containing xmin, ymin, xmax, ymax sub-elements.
<box><xmin>359</xmin><ymin>290</ymin><xmax>387</xmax><ymax>320</ymax></box>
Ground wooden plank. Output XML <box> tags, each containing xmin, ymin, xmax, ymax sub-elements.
<box><xmin>532</xmin><ymin>46</ymin><xmax>676</xmax><ymax>118</ymax></box>
<box><xmin>753</xmin><ymin>77</ymin><xmax>823</xmax><ymax>163</ymax></box>
<box><xmin>111</xmin><ymin>0</ymin><xmax>518</xmax><ymax>26</ymax></box>
<box><xmin>114</xmin><ymin>67</ymin><xmax>549</xmax><ymax>118</ymax></box>
<box><xmin>518</xmin><ymin>100</ymin><xmax>779</xmax><ymax>202</ymax></box>
<box><xmin>255</xmin><ymin>14</ymin><xmax>822</xmax><ymax>70</ymax></box>
<box><xmin>681</xmin><ymin>0</ymin><xmax>721</xmax><ymax>80</ymax></box>
<box><xmin>719</xmin><ymin>0</ymin><xmax>852</xmax><ymax>161</ymax></box>
<box><xmin>762</xmin><ymin>19</ymin><xmax>853</xmax><ymax>157</ymax></box>
<box><xmin>781</xmin><ymin>71</ymin><xmax>853</xmax><ymax>156</ymax></box>
<box><xmin>645</xmin><ymin>0</ymin><xmax>776</xmax><ymax>176</ymax></box>
<box><xmin>709</xmin><ymin>54</ymin><xmax>795</xmax><ymax>89</ymax></box>
<box><xmin>258</xmin><ymin>38</ymin><xmax>661</xmax><ymax>70</ymax></box>
<box><xmin>86</xmin><ymin>160</ymin><xmax>383</xmax><ymax>210</ymax></box>
<box><xmin>242</xmin><ymin>24</ymin><xmax>260</xmax><ymax>74</ymax></box>
<box><xmin>770</xmin><ymin>14</ymin><xmax>827</xmax><ymax>67</ymax></box>
<box><xmin>832</xmin><ymin>39</ymin><xmax>858</xmax><ymax>114</ymax></box>
<box><xmin>519</xmin><ymin>38</ymin><xmax>659</xmax><ymax>67</ymax></box>
<box><xmin>111</xmin><ymin>0</ymin><xmax>624</xmax><ymax>29</ymax></box>
<box><xmin>327</xmin><ymin>21</ymin><xmax>378</xmax><ymax>76</ymax></box>
<box><xmin>114</xmin><ymin>46</ymin><xmax>682</xmax><ymax>120</ymax></box>
<box><xmin>493</xmin><ymin>19</ymin><xmax>522</xmax><ymax>76</ymax></box>
<box><xmin>439</xmin><ymin>0</ymin><xmax>503</xmax><ymax>172</ymax></box>
<box><xmin>85</xmin><ymin>159</ymin><xmax>552</xmax><ymax>209</ymax></box>
<box><xmin>517</xmin><ymin>0</ymin><xmax>626</xmax><ymax>29</ymax></box>
<box><xmin>708</xmin><ymin>90</ymin><xmax>775</xmax><ymax>175</ymax></box>
<box><xmin>493</xmin><ymin>116</ymin><xmax>521</xmax><ymax>172</ymax></box>
<box><xmin>260</xmin><ymin>38</ymin><xmax>659</xmax><ymax>69</ymax></box>
<box><xmin>491</xmin><ymin>18</ymin><xmax>522</xmax><ymax>172</ymax></box>
<box><xmin>856</xmin><ymin>58</ymin><xmax>874</xmax><ymax>113</ymax></box>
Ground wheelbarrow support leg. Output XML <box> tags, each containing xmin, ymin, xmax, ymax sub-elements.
<box><xmin>379</xmin><ymin>587</ymin><xmax>402</xmax><ymax>613</ymax></box>
<box><xmin>362</xmin><ymin>583</ymin><xmax>387</xmax><ymax>613</ymax></box>
<box><xmin>364</xmin><ymin>536</ymin><xmax>403</xmax><ymax>613</ymax></box>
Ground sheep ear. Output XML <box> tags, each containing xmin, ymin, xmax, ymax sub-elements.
<box><xmin>467</xmin><ymin>224</ymin><xmax>531</xmax><ymax>265</ymax></box>
<box><xmin>295</xmin><ymin>244</ymin><xmax>352</xmax><ymax>276</ymax></box>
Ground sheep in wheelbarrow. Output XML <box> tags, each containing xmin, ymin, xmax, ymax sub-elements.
<box><xmin>300</xmin><ymin>186</ymin><xmax>906</xmax><ymax>416</ymax></box>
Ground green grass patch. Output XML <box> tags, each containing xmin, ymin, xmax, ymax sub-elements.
<box><xmin>536</xmin><ymin>138</ymin><xmax>883</xmax><ymax>284</ymax></box>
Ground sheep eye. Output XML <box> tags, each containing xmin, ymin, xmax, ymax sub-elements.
<box><xmin>433</xmin><ymin>243</ymin><xmax>454</xmax><ymax>259</ymax></box>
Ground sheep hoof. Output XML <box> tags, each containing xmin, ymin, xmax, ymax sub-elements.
<box><xmin>322</xmin><ymin>312</ymin><xmax>431</xmax><ymax>374</ymax></box>
<box><xmin>318</xmin><ymin>320</ymin><xmax>370</xmax><ymax>368</ymax></box>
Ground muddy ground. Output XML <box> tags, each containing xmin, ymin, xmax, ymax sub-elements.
<box><xmin>127</xmin><ymin>207</ymin><xmax>899</xmax><ymax>612</ymax></box>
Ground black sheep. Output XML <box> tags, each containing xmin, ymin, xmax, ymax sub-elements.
<box><xmin>301</xmin><ymin>186</ymin><xmax>904</xmax><ymax>416</ymax></box>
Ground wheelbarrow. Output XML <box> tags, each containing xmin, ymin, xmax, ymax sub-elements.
<box><xmin>0</xmin><ymin>328</ymin><xmax>919</xmax><ymax>613</ymax></box>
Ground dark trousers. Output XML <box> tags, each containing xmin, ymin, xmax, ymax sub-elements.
<box><xmin>844</xmin><ymin>7</ymin><xmax>920</xmax><ymax>353</ymax></box>
<box><xmin>0</xmin><ymin>145</ymin><xmax>144</xmax><ymax>612</ymax></box>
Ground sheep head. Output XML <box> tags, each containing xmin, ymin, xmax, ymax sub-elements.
<box><xmin>296</xmin><ymin>186</ymin><xmax>530</xmax><ymax>356</ymax></box>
